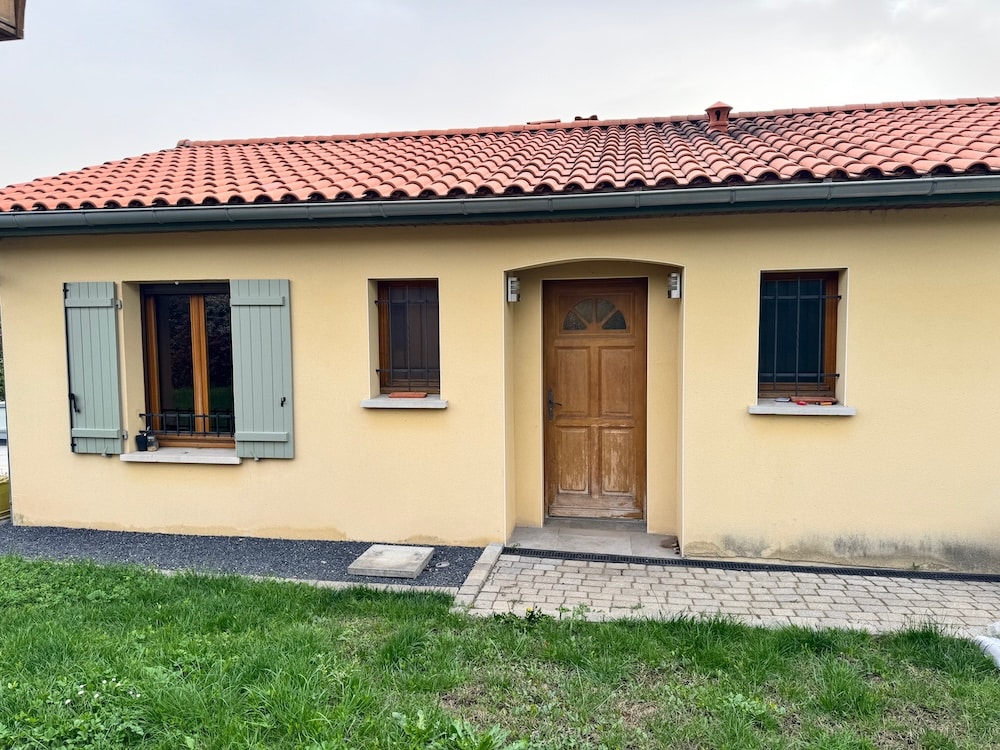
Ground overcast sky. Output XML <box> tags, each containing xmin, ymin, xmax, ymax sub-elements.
<box><xmin>2</xmin><ymin>0</ymin><xmax>998</xmax><ymax>187</ymax></box>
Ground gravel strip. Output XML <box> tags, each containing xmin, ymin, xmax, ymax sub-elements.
<box><xmin>0</xmin><ymin>524</ymin><xmax>482</xmax><ymax>588</ymax></box>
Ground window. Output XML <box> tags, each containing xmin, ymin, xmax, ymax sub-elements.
<box><xmin>562</xmin><ymin>298</ymin><xmax>628</xmax><ymax>331</ymax></box>
<box><xmin>758</xmin><ymin>271</ymin><xmax>839</xmax><ymax>398</ymax></box>
<box><xmin>64</xmin><ymin>279</ymin><xmax>294</xmax><ymax>458</ymax></box>
<box><xmin>376</xmin><ymin>280</ymin><xmax>440</xmax><ymax>393</ymax></box>
<box><xmin>142</xmin><ymin>283</ymin><xmax>234</xmax><ymax>446</ymax></box>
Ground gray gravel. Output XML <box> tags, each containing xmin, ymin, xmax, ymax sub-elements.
<box><xmin>0</xmin><ymin>524</ymin><xmax>482</xmax><ymax>588</ymax></box>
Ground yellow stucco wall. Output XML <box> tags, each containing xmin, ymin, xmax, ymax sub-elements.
<box><xmin>0</xmin><ymin>228</ymin><xmax>511</xmax><ymax>545</ymax></box>
<box><xmin>1</xmin><ymin>205</ymin><xmax>998</xmax><ymax>569</ymax></box>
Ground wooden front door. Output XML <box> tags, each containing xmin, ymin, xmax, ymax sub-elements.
<box><xmin>544</xmin><ymin>279</ymin><xmax>647</xmax><ymax>519</ymax></box>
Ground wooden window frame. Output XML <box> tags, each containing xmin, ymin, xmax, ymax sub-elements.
<box><xmin>142</xmin><ymin>284</ymin><xmax>235</xmax><ymax>448</ymax></box>
<box><xmin>758</xmin><ymin>271</ymin><xmax>839</xmax><ymax>398</ymax></box>
<box><xmin>376</xmin><ymin>280</ymin><xmax>440</xmax><ymax>394</ymax></box>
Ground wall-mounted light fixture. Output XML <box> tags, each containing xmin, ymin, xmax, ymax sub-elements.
<box><xmin>668</xmin><ymin>272</ymin><xmax>682</xmax><ymax>299</ymax></box>
<box><xmin>506</xmin><ymin>275</ymin><xmax>521</xmax><ymax>302</ymax></box>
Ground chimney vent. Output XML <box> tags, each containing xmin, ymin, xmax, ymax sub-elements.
<box><xmin>706</xmin><ymin>102</ymin><xmax>733</xmax><ymax>133</ymax></box>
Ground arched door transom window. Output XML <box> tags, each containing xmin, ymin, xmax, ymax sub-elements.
<box><xmin>562</xmin><ymin>298</ymin><xmax>627</xmax><ymax>332</ymax></box>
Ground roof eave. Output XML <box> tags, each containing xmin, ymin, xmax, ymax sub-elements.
<box><xmin>2</xmin><ymin>175</ymin><xmax>1000</xmax><ymax>237</ymax></box>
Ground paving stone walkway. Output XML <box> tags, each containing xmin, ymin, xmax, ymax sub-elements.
<box><xmin>464</xmin><ymin>551</ymin><xmax>1000</xmax><ymax>637</ymax></box>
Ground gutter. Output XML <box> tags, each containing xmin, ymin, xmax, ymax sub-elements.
<box><xmin>2</xmin><ymin>174</ymin><xmax>1000</xmax><ymax>237</ymax></box>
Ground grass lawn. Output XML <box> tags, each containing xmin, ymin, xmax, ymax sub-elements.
<box><xmin>0</xmin><ymin>557</ymin><xmax>997</xmax><ymax>749</ymax></box>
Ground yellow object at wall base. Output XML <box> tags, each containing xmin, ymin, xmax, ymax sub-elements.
<box><xmin>0</xmin><ymin>477</ymin><xmax>10</xmax><ymax>520</ymax></box>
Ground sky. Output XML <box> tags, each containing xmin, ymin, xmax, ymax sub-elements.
<box><xmin>2</xmin><ymin>0</ymin><xmax>999</xmax><ymax>187</ymax></box>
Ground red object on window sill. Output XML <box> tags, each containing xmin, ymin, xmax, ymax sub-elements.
<box><xmin>795</xmin><ymin>396</ymin><xmax>838</xmax><ymax>406</ymax></box>
<box><xmin>388</xmin><ymin>392</ymin><xmax>428</xmax><ymax>399</ymax></box>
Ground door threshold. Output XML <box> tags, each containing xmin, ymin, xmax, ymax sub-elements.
<box><xmin>544</xmin><ymin>517</ymin><xmax>647</xmax><ymax>533</ymax></box>
<box><xmin>510</xmin><ymin>520</ymin><xmax>676</xmax><ymax>558</ymax></box>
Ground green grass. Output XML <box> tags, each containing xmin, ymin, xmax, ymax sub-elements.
<box><xmin>0</xmin><ymin>556</ymin><xmax>997</xmax><ymax>749</ymax></box>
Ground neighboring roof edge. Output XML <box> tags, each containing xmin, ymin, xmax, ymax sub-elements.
<box><xmin>3</xmin><ymin>174</ymin><xmax>1000</xmax><ymax>238</ymax></box>
<box><xmin>173</xmin><ymin>96</ymin><xmax>1000</xmax><ymax>148</ymax></box>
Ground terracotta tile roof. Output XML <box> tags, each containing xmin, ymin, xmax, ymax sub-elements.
<box><xmin>3</xmin><ymin>97</ymin><xmax>1000</xmax><ymax>213</ymax></box>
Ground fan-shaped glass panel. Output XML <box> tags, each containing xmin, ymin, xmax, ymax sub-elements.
<box><xmin>563</xmin><ymin>311</ymin><xmax>587</xmax><ymax>331</ymax></box>
<box><xmin>602</xmin><ymin>310</ymin><xmax>627</xmax><ymax>330</ymax></box>
<box><xmin>572</xmin><ymin>299</ymin><xmax>594</xmax><ymax>323</ymax></box>
<box><xmin>596</xmin><ymin>298</ymin><xmax>615</xmax><ymax>321</ymax></box>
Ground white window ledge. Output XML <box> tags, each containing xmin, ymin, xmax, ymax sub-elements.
<box><xmin>749</xmin><ymin>400</ymin><xmax>856</xmax><ymax>416</ymax></box>
<box><xmin>360</xmin><ymin>395</ymin><xmax>448</xmax><ymax>409</ymax></box>
<box><xmin>120</xmin><ymin>447</ymin><xmax>241</xmax><ymax>465</ymax></box>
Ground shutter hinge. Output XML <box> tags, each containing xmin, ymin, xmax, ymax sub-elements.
<box><xmin>115</xmin><ymin>299</ymin><xmax>123</xmax><ymax>310</ymax></box>
<box><xmin>121</xmin><ymin>430</ymin><xmax>128</xmax><ymax>440</ymax></box>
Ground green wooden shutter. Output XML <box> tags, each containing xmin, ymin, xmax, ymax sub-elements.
<box><xmin>230</xmin><ymin>279</ymin><xmax>294</xmax><ymax>459</ymax></box>
<box><xmin>64</xmin><ymin>281</ymin><xmax>124</xmax><ymax>454</ymax></box>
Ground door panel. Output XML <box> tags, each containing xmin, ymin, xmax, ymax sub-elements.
<box><xmin>544</xmin><ymin>279</ymin><xmax>647</xmax><ymax>519</ymax></box>
<box><xmin>556</xmin><ymin>347</ymin><xmax>590</xmax><ymax>416</ymax></box>
<box><xmin>556</xmin><ymin>427</ymin><xmax>590</xmax><ymax>493</ymax></box>
<box><xmin>600</xmin><ymin>429</ymin><xmax>635</xmax><ymax>495</ymax></box>
<box><xmin>599</xmin><ymin>347</ymin><xmax>633</xmax><ymax>416</ymax></box>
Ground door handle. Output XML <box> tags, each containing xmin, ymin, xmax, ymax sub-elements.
<box><xmin>547</xmin><ymin>388</ymin><xmax>563</xmax><ymax>421</ymax></box>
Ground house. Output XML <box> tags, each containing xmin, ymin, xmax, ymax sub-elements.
<box><xmin>1</xmin><ymin>97</ymin><xmax>1000</xmax><ymax>572</ymax></box>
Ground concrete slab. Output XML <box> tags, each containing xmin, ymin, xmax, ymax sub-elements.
<box><xmin>629</xmin><ymin>532</ymin><xmax>679</xmax><ymax>558</ymax></box>
<box><xmin>348</xmin><ymin>544</ymin><xmax>434</xmax><ymax>579</ymax></box>
<box><xmin>508</xmin><ymin>524</ymin><xmax>680</xmax><ymax>559</ymax></box>
<box><xmin>535</xmin><ymin>534</ymin><xmax>637</xmax><ymax>555</ymax></box>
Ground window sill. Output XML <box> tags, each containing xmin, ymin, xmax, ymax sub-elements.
<box><xmin>749</xmin><ymin>400</ymin><xmax>856</xmax><ymax>416</ymax></box>
<box><xmin>120</xmin><ymin>447</ymin><xmax>242</xmax><ymax>465</ymax></box>
<box><xmin>360</xmin><ymin>395</ymin><xmax>448</xmax><ymax>410</ymax></box>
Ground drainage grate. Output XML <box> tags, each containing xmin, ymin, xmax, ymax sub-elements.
<box><xmin>502</xmin><ymin>547</ymin><xmax>1000</xmax><ymax>583</ymax></box>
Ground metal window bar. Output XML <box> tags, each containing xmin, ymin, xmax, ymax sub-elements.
<box><xmin>759</xmin><ymin>279</ymin><xmax>839</xmax><ymax>395</ymax></box>
<box><xmin>378</xmin><ymin>366</ymin><xmax>442</xmax><ymax>386</ymax></box>
<box><xmin>140</xmin><ymin>411</ymin><xmax>235</xmax><ymax>437</ymax></box>
<box><xmin>375</xmin><ymin>284</ymin><xmax>440</xmax><ymax>390</ymax></box>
